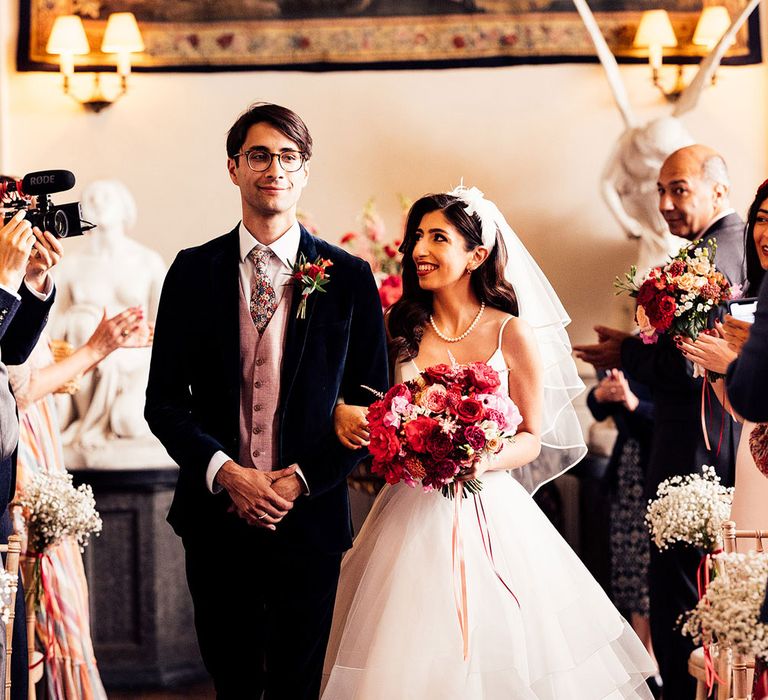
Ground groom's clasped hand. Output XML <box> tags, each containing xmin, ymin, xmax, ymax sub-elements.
<box><xmin>216</xmin><ymin>462</ymin><xmax>302</xmax><ymax>530</ymax></box>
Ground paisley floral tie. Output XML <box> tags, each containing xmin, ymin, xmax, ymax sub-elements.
<box><xmin>249</xmin><ymin>247</ymin><xmax>277</xmax><ymax>334</ymax></box>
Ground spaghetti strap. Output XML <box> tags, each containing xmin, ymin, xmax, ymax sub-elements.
<box><xmin>496</xmin><ymin>316</ymin><xmax>514</xmax><ymax>351</ymax></box>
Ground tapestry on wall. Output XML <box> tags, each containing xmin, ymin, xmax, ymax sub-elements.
<box><xmin>18</xmin><ymin>0</ymin><xmax>761</xmax><ymax>71</ymax></box>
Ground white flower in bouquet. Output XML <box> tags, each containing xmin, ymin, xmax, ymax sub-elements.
<box><xmin>0</xmin><ymin>568</ymin><xmax>17</xmax><ymax>624</ymax></box>
<box><xmin>682</xmin><ymin>551</ymin><xmax>768</xmax><ymax>658</ymax></box>
<box><xmin>646</xmin><ymin>465</ymin><xmax>733</xmax><ymax>551</ymax></box>
<box><xmin>17</xmin><ymin>472</ymin><xmax>102</xmax><ymax>555</ymax></box>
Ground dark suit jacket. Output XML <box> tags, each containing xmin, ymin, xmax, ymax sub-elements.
<box><xmin>0</xmin><ymin>283</ymin><xmax>55</xmax><ymax>513</ymax></box>
<box><xmin>621</xmin><ymin>212</ymin><xmax>747</xmax><ymax>496</ymax></box>
<box><xmin>145</xmin><ymin>224</ymin><xmax>389</xmax><ymax>552</ymax></box>
<box><xmin>726</xmin><ymin>274</ymin><xmax>768</xmax><ymax>422</ymax></box>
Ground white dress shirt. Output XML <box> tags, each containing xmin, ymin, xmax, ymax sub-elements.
<box><xmin>206</xmin><ymin>221</ymin><xmax>309</xmax><ymax>494</ymax></box>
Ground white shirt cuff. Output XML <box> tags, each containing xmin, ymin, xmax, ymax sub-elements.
<box><xmin>24</xmin><ymin>276</ymin><xmax>53</xmax><ymax>301</ymax></box>
<box><xmin>0</xmin><ymin>283</ymin><xmax>20</xmax><ymax>301</ymax></box>
<box><xmin>206</xmin><ymin>450</ymin><xmax>231</xmax><ymax>494</ymax></box>
<box><xmin>293</xmin><ymin>464</ymin><xmax>310</xmax><ymax>495</ymax></box>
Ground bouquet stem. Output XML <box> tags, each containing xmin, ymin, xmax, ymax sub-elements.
<box><xmin>442</xmin><ymin>479</ymin><xmax>483</xmax><ymax>499</ymax></box>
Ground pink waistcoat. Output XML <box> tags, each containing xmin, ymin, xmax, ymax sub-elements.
<box><xmin>238</xmin><ymin>280</ymin><xmax>293</xmax><ymax>471</ymax></box>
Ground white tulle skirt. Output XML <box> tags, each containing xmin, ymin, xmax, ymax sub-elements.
<box><xmin>322</xmin><ymin>471</ymin><xmax>655</xmax><ymax>699</ymax></box>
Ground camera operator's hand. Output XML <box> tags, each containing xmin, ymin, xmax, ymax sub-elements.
<box><xmin>0</xmin><ymin>211</ymin><xmax>35</xmax><ymax>291</ymax></box>
<box><xmin>25</xmin><ymin>227</ymin><xmax>63</xmax><ymax>294</ymax></box>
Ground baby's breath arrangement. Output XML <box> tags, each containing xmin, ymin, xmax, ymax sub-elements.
<box><xmin>16</xmin><ymin>472</ymin><xmax>102</xmax><ymax>610</ymax></box>
<box><xmin>682</xmin><ymin>551</ymin><xmax>768</xmax><ymax>658</ymax></box>
<box><xmin>646</xmin><ymin>465</ymin><xmax>733</xmax><ymax>551</ymax></box>
<box><xmin>0</xmin><ymin>568</ymin><xmax>17</xmax><ymax>624</ymax></box>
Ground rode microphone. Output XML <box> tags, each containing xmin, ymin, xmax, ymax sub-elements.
<box><xmin>16</xmin><ymin>170</ymin><xmax>76</xmax><ymax>197</ymax></box>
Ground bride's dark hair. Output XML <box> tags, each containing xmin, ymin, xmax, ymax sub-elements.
<box><xmin>388</xmin><ymin>193</ymin><xmax>518</xmax><ymax>363</ymax></box>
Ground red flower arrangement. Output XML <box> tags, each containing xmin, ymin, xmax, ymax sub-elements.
<box><xmin>366</xmin><ymin>362</ymin><xmax>522</xmax><ymax>498</ymax></box>
<box><xmin>290</xmin><ymin>253</ymin><xmax>333</xmax><ymax>319</ymax></box>
<box><xmin>615</xmin><ymin>239</ymin><xmax>733</xmax><ymax>344</ymax></box>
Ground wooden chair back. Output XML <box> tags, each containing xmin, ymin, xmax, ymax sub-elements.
<box><xmin>721</xmin><ymin>520</ymin><xmax>766</xmax><ymax>700</ymax></box>
<box><xmin>0</xmin><ymin>536</ymin><xmax>21</xmax><ymax>700</ymax></box>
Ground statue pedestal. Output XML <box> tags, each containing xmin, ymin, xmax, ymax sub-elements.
<box><xmin>70</xmin><ymin>466</ymin><xmax>206</xmax><ymax>689</ymax></box>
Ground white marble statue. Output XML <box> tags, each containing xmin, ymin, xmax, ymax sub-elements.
<box><xmin>51</xmin><ymin>179</ymin><xmax>172</xmax><ymax>467</ymax></box>
<box><xmin>573</xmin><ymin>0</ymin><xmax>760</xmax><ymax>273</ymax></box>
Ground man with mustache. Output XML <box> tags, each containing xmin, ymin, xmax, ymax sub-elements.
<box><xmin>574</xmin><ymin>144</ymin><xmax>746</xmax><ymax>698</ymax></box>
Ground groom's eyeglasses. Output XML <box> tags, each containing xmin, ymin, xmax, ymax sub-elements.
<box><xmin>235</xmin><ymin>149</ymin><xmax>306</xmax><ymax>173</ymax></box>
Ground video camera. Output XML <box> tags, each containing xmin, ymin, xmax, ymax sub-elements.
<box><xmin>0</xmin><ymin>170</ymin><xmax>94</xmax><ymax>239</ymax></box>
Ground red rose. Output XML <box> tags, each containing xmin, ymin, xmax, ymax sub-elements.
<box><xmin>426</xmin><ymin>428</ymin><xmax>453</xmax><ymax>460</ymax></box>
<box><xmin>369</xmin><ymin>427</ymin><xmax>400</xmax><ymax>462</ymax></box>
<box><xmin>636</xmin><ymin>280</ymin><xmax>658</xmax><ymax>307</ymax></box>
<box><xmin>307</xmin><ymin>264</ymin><xmax>324</xmax><ymax>278</ymax></box>
<box><xmin>456</xmin><ymin>398</ymin><xmax>484</xmax><ymax>424</ymax></box>
<box><xmin>466</xmin><ymin>362</ymin><xmax>501</xmax><ymax>391</ymax></box>
<box><xmin>378</xmin><ymin>275</ymin><xmax>402</xmax><ymax>309</ymax></box>
<box><xmin>372</xmin><ymin>457</ymin><xmax>405</xmax><ymax>485</ymax></box>
<box><xmin>667</xmin><ymin>260</ymin><xmax>685</xmax><ymax>277</ymax></box>
<box><xmin>463</xmin><ymin>425</ymin><xmax>486</xmax><ymax>451</ymax></box>
<box><xmin>366</xmin><ymin>399</ymin><xmax>388</xmax><ymax>426</ymax></box>
<box><xmin>340</xmin><ymin>232</ymin><xmax>357</xmax><ymax>244</ymax></box>
<box><xmin>423</xmin><ymin>458</ymin><xmax>459</xmax><ymax>490</ymax></box>
<box><xmin>404</xmin><ymin>416</ymin><xmax>439</xmax><ymax>453</ymax></box>
<box><xmin>446</xmin><ymin>386</ymin><xmax>463</xmax><ymax>412</ymax></box>
<box><xmin>384</xmin><ymin>383</ymin><xmax>412</xmax><ymax>405</ymax></box>
<box><xmin>424</xmin><ymin>364</ymin><xmax>453</xmax><ymax>384</ymax></box>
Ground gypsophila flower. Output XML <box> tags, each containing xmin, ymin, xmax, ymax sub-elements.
<box><xmin>17</xmin><ymin>472</ymin><xmax>102</xmax><ymax>555</ymax></box>
<box><xmin>682</xmin><ymin>551</ymin><xmax>768</xmax><ymax>658</ymax></box>
<box><xmin>646</xmin><ymin>465</ymin><xmax>733</xmax><ymax>552</ymax></box>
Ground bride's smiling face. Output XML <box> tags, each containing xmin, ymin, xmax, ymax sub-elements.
<box><xmin>412</xmin><ymin>210</ymin><xmax>479</xmax><ymax>291</ymax></box>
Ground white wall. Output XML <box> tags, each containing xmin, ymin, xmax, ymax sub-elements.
<box><xmin>2</xmin><ymin>4</ymin><xmax>767</xmax><ymax>357</ymax></box>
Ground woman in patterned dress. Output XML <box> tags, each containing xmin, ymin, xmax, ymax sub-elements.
<box><xmin>9</xmin><ymin>306</ymin><xmax>146</xmax><ymax>699</ymax></box>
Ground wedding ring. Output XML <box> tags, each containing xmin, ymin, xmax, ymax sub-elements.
<box><xmin>257</xmin><ymin>512</ymin><xmax>268</xmax><ymax>520</ymax></box>
<box><xmin>121</xmin><ymin>329</ymin><xmax>129</xmax><ymax>337</ymax></box>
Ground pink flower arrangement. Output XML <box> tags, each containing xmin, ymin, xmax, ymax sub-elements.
<box><xmin>367</xmin><ymin>362</ymin><xmax>522</xmax><ymax>498</ymax></box>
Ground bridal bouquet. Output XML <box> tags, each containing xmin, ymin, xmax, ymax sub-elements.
<box><xmin>646</xmin><ymin>465</ymin><xmax>733</xmax><ymax>552</ymax></box>
<box><xmin>16</xmin><ymin>472</ymin><xmax>102</xmax><ymax>609</ymax></box>
<box><xmin>366</xmin><ymin>362</ymin><xmax>522</xmax><ymax>498</ymax></box>
<box><xmin>682</xmin><ymin>551</ymin><xmax>768</xmax><ymax>658</ymax></box>
<box><xmin>615</xmin><ymin>240</ymin><xmax>733</xmax><ymax>345</ymax></box>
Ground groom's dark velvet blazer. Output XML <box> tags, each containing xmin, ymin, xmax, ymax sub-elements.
<box><xmin>145</xmin><ymin>224</ymin><xmax>389</xmax><ymax>553</ymax></box>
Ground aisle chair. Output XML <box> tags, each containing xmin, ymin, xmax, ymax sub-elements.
<box><xmin>0</xmin><ymin>535</ymin><xmax>22</xmax><ymax>700</ymax></box>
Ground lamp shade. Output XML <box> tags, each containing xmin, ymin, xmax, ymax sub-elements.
<box><xmin>46</xmin><ymin>15</ymin><xmax>90</xmax><ymax>55</ymax></box>
<box><xmin>101</xmin><ymin>12</ymin><xmax>145</xmax><ymax>53</ymax></box>
<box><xmin>633</xmin><ymin>10</ymin><xmax>678</xmax><ymax>48</ymax></box>
<box><xmin>693</xmin><ymin>6</ymin><xmax>732</xmax><ymax>48</ymax></box>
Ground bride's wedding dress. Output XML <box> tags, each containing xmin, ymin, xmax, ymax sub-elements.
<box><xmin>322</xmin><ymin>345</ymin><xmax>656</xmax><ymax>699</ymax></box>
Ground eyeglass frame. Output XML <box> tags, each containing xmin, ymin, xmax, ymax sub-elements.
<box><xmin>232</xmin><ymin>148</ymin><xmax>307</xmax><ymax>173</ymax></box>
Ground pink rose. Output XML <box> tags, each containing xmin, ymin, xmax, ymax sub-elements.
<box><xmin>384</xmin><ymin>383</ymin><xmax>412</xmax><ymax>405</ymax></box>
<box><xmin>463</xmin><ymin>425</ymin><xmax>486</xmax><ymax>451</ymax></box>
<box><xmin>421</xmin><ymin>384</ymin><xmax>448</xmax><ymax>413</ymax></box>
<box><xmin>484</xmin><ymin>408</ymin><xmax>506</xmax><ymax>430</ymax></box>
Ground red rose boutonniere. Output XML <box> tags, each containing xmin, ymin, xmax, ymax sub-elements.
<box><xmin>290</xmin><ymin>254</ymin><xmax>333</xmax><ymax>319</ymax></box>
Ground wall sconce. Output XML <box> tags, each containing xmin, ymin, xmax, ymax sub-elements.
<box><xmin>46</xmin><ymin>13</ymin><xmax>145</xmax><ymax>113</ymax></box>
<box><xmin>633</xmin><ymin>6</ymin><xmax>731</xmax><ymax>102</ymax></box>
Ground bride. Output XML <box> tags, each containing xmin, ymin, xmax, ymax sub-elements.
<box><xmin>322</xmin><ymin>186</ymin><xmax>656</xmax><ymax>699</ymax></box>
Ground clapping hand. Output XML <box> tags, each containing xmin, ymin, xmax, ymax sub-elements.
<box><xmin>721</xmin><ymin>315</ymin><xmax>752</xmax><ymax>355</ymax></box>
<box><xmin>593</xmin><ymin>369</ymin><xmax>639</xmax><ymax>411</ymax></box>
<box><xmin>334</xmin><ymin>403</ymin><xmax>370</xmax><ymax>449</ymax></box>
<box><xmin>677</xmin><ymin>327</ymin><xmax>736</xmax><ymax>375</ymax></box>
<box><xmin>573</xmin><ymin>326</ymin><xmax>630</xmax><ymax>371</ymax></box>
<box><xmin>85</xmin><ymin>307</ymin><xmax>148</xmax><ymax>360</ymax></box>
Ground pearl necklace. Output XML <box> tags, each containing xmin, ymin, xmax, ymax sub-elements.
<box><xmin>429</xmin><ymin>302</ymin><xmax>486</xmax><ymax>343</ymax></box>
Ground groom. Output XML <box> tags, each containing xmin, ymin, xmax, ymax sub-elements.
<box><xmin>145</xmin><ymin>103</ymin><xmax>388</xmax><ymax>699</ymax></box>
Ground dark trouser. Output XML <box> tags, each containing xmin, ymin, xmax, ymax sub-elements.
<box><xmin>649</xmin><ymin>542</ymin><xmax>700</xmax><ymax>700</ymax></box>
<box><xmin>0</xmin><ymin>510</ymin><xmax>27</xmax><ymax>700</ymax></box>
<box><xmin>183</xmin><ymin>530</ymin><xmax>342</xmax><ymax>700</ymax></box>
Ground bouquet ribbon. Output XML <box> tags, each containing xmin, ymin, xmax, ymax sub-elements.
<box><xmin>697</xmin><ymin>548</ymin><xmax>724</xmax><ymax>694</ymax></box>
<box><xmin>451</xmin><ymin>481</ymin><xmax>520</xmax><ymax>661</ymax></box>
<box><xmin>29</xmin><ymin>553</ymin><xmax>61</xmax><ymax>695</ymax></box>
<box><xmin>700</xmin><ymin>381</ymin><xmax>726</xmax><ymax>457</ymax></box>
